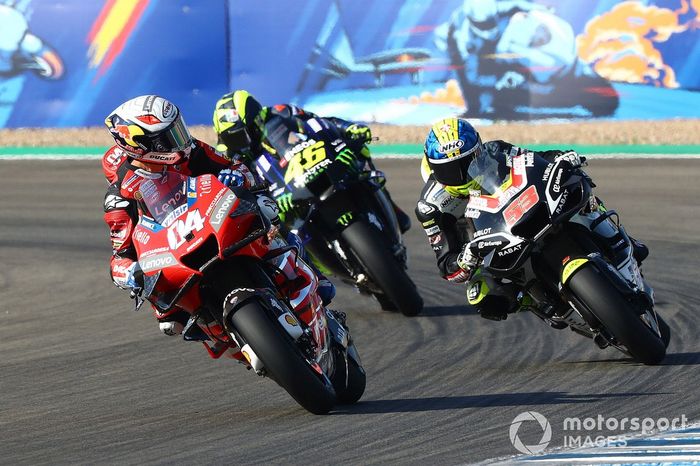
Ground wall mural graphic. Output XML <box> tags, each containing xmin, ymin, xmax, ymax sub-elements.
<box><xmin>0</xmin><ymin>0</ymin><xmax>226</xmax><ymax>129</ymax></box>
<box><xmin>249</xmin><ymin>0</ymin><xmax>700</xmax><ymax>123</ymax></box>
<box><xmin>0</xmin><ymin>0</ymin><xmax>698</xmax><ymax>128</ymax></box>
<box><xmin>0</xmin><ymin>0</ymin><xmax>64</xmax><ymax>126</ymax></box>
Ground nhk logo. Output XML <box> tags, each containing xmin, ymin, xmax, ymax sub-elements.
<box><xmin>438</xmin><ymin>139</ymin><xmax>464</xmax><ymax>154</ymax></box>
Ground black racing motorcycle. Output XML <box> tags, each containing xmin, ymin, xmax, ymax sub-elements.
<box><xmin>463</xmin><ymin>151</ymin><xmax>669</xmax><ymax>364</ymax></box>
<box><xmin>253</xmin><ymin>115</ymin><xmax>423</xmax><ymax>316</ymax></box>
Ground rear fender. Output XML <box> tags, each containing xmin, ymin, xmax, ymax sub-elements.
<box><xmin>222</xmin><ymin>288</ymin><xmax>303</xmax><ymax>341</ymax></box>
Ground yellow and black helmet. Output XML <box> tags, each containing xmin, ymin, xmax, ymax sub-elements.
<box><xmin>212</xmin><ymin>90</ymin><xmax>264</xmax><ymax>155</ymax></box>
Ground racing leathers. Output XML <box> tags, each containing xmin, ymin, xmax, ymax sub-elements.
<box><xmin>102</xmin><ymin>140</ymin><xmax>323</xmax><ymax>335</ymax></box>
<box><xmin>102</xmin><ymin>139</ymin><xmax>255</xmax><ymax>289</ymax></box>
<box><xmin>221</xmin><ymin>103</ymin><xmax>373</xmax><ymax>166</ymax></box>
<box><xmin>272</xmin><ymin>105</ymin><xmax>410</xmax><ymax>233</ymax></box>
<box><xmin>416</xmin><ymin>140</ymin><xmax>589</xmax><ymax>320</ymax></box>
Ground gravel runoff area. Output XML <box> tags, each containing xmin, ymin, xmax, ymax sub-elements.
<box><xmin>1</xmin><ymin>119</ymin><xmax>699</xmax><ymax>147</ymax></box>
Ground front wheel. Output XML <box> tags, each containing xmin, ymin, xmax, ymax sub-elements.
<box><xmin>341</xmin><ymin>220</ymin><xmax>423</xmax><ymax>316</ymax></box>
<box><xmin>331</xmin><ymin>346</ymin><xmax>366</xmax><ymax>405</ymax></box>
<box><xmin>229</xmin><ymin>301</ymin><xmax>336</xmax><ymax>414</ymax></box>
<box><xmin>567</xmin><ymin>264</ymin><xmax>666</xmax><ymax>364</ymax></box>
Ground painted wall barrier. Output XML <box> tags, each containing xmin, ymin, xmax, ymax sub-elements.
<box><xmin>0</xmin><ymin>0</ymin><xmax>226</xmax><ymax>128</ymax></box>
<box><xmin>1</xmin><ymin>0</ymin><xmax>700</xmax><ymax>128</ymax></box>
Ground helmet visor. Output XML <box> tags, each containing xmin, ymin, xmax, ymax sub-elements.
<box><xmin>131</xmin><ymin>116</ymin><xmax>193</xmax><ymax>164</ymax></box>
<box><xmin>427</xmin><ymin>142</ymin><xmax>482</xmax><ymax>186</ymax></box>
<box><xmin>144</xmin><ymin>116</ymin><xmax>192</xmax><ymax>154</ymax></box>
<box><xmin>220</xmin><ymin>124</ymin><xmax>252</xmax><ymax>152</ymax></box>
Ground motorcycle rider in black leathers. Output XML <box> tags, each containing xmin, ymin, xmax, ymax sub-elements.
<box><xmin>415</xmin><ymin>117</ymin><xmax>648</xmax><ymax>321</ymax></box>
<box><xmin>211</xmin><ymin>89</ymin><xmax>412</xmax><ymax>233</ymax></box>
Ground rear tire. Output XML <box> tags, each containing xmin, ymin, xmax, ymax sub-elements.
<box><xmin>568</xmin><ymin>264</ymin><xmax>666</xmax><ymax>365</ymax></box>
<box><xmin>230</xmin><ymin>301</ymin><xmax>336</xmax><ymax>414</ymax></box>
<box><xmin>341</xmin><ymin>220</ymin><xmax>423</xmax><ymax>316</ymax></box>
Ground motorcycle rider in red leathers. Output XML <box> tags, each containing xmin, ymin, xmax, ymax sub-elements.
<box><xmin>102</xmin><ymin>95</ymin><xmax>332</xmax><ymax>337</ymax></box>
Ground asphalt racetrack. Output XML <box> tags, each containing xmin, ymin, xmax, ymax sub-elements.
<box><xmin>1</xmin><ymin>158</ymin><xmax>699</xmax><ymax>464</ymax></box>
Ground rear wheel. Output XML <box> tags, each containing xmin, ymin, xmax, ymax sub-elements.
<box><xmin>341</xmin><ymin>220</ymin><xmax>423</xmax><ymax>316</ymax></box>
<box><xmin>568</xmin><ymin>264</ymin><xmax>666</xmax><ymax>365</ymax></box>
<box><xmin>229</xmin><ymin>301</ymin><xmax>336</xmax><ymax>414</ymax></box>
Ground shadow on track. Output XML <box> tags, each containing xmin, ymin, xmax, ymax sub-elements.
<box><xmin>662</xmin><ymin>351</ymin><xmax>700</xmax><ymax>366</ymax></box>
<box><xmin>334</xmin><ymin>391</ymin><xmax>656</xmax><ymax>415</ymax></box>
<box><xmin>419</xmin><ymin>305</ymin><xmax>476</xmax><ymax>317</ymax></box>
<box><xmin>565</xmin><ymin>352</ymin><xmax>700</xmax><ymax>366</ymax></box>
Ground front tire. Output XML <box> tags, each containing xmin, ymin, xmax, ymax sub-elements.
<box><xmin>230</xmin><ymin>301</ymin><xmax>336</xmax><ymax>414</ymax></box>
<box><xmin>331</xmin><ymin>347</ymin><xmax>366</xmax><ymax>404</ymax></box>
<box><xmin>658</xmin><ymin>314</ymin><xmax>671</xmax><ymax>349</ymax></box>
<box><xmin>567</xmin><ymin>264</ymin><xmax>666</xmax><ymax>364</ymax></box>
<box><xmin>341</xmin><ymin>220</ymin><xmax>423</xmax><ymax>316</ymax></box>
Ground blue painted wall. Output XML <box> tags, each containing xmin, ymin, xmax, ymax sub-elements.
<box><xmin>1</xmin><ymin>0</ymin><xmax>699</xmax><ymax>128</ymax></box>
<box><xmin>0</xmin><ymin>0</ymin><xmax>227</xmax><ymax>128</ymax></box>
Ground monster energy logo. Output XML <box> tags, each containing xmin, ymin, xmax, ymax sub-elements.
<box><xmin>337</xmin><ymin>212</ymin><xmax>354</xmax><ymax>226</ymax></box>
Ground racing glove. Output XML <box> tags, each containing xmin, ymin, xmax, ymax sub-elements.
<box><xmin>218</xmin><ymin>163</ymin><xmax>257</xmax><ymax>189</ymax></box>
<box><xmin>345</xmin><ymin>124</ymin><xmax>372</xmax><ymax>145</ymax></box>
<box><xmin>555</xmin><ymin>151</ymin><xmax>587</xmax><ymax>168</ymax></box>
<box><xmin>217</xmin><ymin>168</ymin><xmax>245</xmax><ymax>188</ymax></box>
<box><xmin>336</xmin><ymin>148</ymin><xmax>360</xmax><ymax>171</ymax></box>
<box><xmin>445</xmin><ymin>244</ymin><xmax>480</xmax><ymax>283</ymax></box>
<box><xmin>456</xmin><ymin>244</ymin><xmax>480</xmax><ymax>274</ymax></box>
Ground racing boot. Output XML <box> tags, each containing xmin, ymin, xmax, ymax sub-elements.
<box><xmin>467</xmin><ymin>273</ymin><xmax>519</xmax><ymax>321</ymax></box>
<box><xmin>589</xmin><ymin>197</ymin><xmax>648</xmax><ymax>265</ymax></box>
<box><xmin>156</xmin><ymin>310</ymin><xmax>209</xmax><ymax>341</ymax></box>
<box><xmin>630</xmin><ymin>237</ymin><xmax>649</xmax><ymax>264</ymax></box>
<box><xmin>513</xmin><ymin>293</ymin><xmax>568</xmax><ymax>329</ymax></box>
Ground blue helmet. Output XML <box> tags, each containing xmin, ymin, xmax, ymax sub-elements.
<box><xmin>424</xmin><ymin>118</ymin><xmax>483</xmax><ymax>188</ymax></box>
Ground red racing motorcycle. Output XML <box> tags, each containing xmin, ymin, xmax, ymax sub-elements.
<box><xmin>130</xmin><ymin>171</ymin><xmax>365</xmax><ymax>414</ymax></box>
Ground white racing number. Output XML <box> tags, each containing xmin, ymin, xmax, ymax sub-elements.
<box><xmin>167</xmin><ymin>209</ymin><xmax>205</xmax><ymax>250</ymax></box>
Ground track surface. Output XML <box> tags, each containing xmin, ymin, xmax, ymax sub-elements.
<box><xmin>1</xmin><ymin>159</ymin><xmax>699</xmax><ymax>464</ymax></box>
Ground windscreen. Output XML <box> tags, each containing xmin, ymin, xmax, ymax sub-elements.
<box><xmin>467</xmin><ymin>152</ymin><xmax>511</xmax><ymax>195</ymax></box>
<box><xmin>262</xmin><ymin>115</ymin><xmax>312</xmax><ymax>164</ymax></box>
<box><xmin>138</xmin><ymin>172</ymin><xmax>188</xmax><ymax>226</ymax></box>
